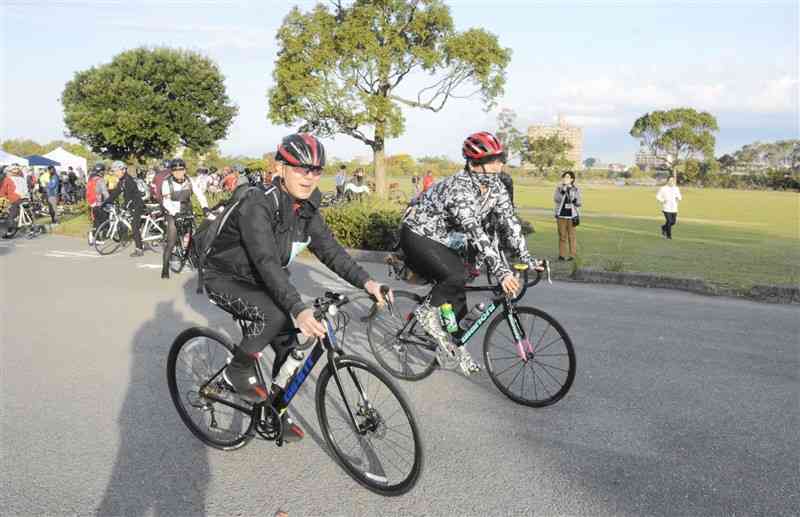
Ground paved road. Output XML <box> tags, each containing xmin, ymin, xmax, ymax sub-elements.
<box><xmin>1</xmin><ymin>235</ymin><xmax>798</xmax><ymax>516</ymax></box>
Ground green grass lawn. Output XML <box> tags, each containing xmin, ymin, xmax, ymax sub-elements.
<box><xmin>506</xmin><ymin>182</ymin><xmax>798</xmax><ymax>290</ymax></box>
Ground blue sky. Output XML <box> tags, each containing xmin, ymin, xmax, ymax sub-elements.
<box><xmin>1</xmin><ymin>0</ymin><xmax>797</xmax><ymax>164</ymax></box>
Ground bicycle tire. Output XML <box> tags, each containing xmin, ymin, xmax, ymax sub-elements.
<box><xmin>94</xmin><ymin>220</ymin><xmax>124</xmax><ymax>255</ymax></box>
<box><xmin>367</xmin><ymin>291</ymin><xmax>438</xmax><ymax>381</ymax></box>
<box><xmin>315</xmin><ymin>355</ymin><xmax>423</xmax><ymax>496</ymax></box>
<box><xmin>167</xmin><ymin>327</ymin><xmax>254</xmax><ymax>450</ymax></box>
<box><xmin>483</xmin><ymin>306</ymin><xmax>576</xmax><ymax>407</ymax></box>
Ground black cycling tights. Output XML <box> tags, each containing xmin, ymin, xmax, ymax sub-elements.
<box><xmin>204</xmin><ymin>275</ymin><xmax>298</xmax><ymax>379</ymax></box>
<box><xmin>400</xmin><ymin>225</ymin><xmax>468</xmax><ymax>325</ymax></box>
<box><xmin>162</xmin><ymin>213</ymin><xmax>178</xmax><ymax>274</ymax></box>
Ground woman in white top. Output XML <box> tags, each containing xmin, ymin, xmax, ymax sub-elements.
<box><xmin>161</xmin><ymin>159</ymin><xmax>209</xmax><ymax>279</ymax></box>
<box><xmin>656</xmin><ymin>176</ymin><xmax>682</xmax><ymax>239</ymax></box>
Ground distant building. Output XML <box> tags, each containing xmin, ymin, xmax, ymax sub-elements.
<box><xmin>608</xmin><ymin>163</ymin><xmax>626</xmax><ymax>173</ymax></box>
<box><xmin>527</xmin><ymin>115</ymin><xmax>583</xmax><ymax>168</ymax></box>
<box><xmin>635</xmin><ymin>143</ymin><xmax>669</xmax><ymax>171</ymax></box>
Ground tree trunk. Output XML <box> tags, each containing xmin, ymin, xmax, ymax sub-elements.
<box><xmin>373</xmin><ymin>122</ymin><xmax>387</xmax><ymax>198</ymax></box>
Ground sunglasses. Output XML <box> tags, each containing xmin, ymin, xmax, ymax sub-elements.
<box><xmin>291</xmin><ymin>166</ymin><xmax>323</xmax><ymax>178</ymax></box>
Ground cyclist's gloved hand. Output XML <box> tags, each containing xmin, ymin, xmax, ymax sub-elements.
<box><xmin>529</xmin><ymin>258</ymin><xmax>546</xmax><ymax>272</ymax></box>
<box><xmin>365</xmin><ymin>279</ymin><xmax>393</xmax><ymax>307</ymax></box>
<box><xmin>500</xmin><ymin>273</ymin><xmax>521</xmax><ymax>296</ymax></box>
<box><xmin>202</xmin><ymin>207</ymin><xmax>210</xmax><ymax>216</ymax></box>
<box><xmin>296</xmin><ymin>308</ymin><xmax>326</xmax><ymax>339</ymax></box>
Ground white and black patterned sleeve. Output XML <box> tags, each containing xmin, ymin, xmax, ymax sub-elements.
<box><xmin>492</xmin><ymin>182</ymin><xmax>535</xmax><ymax>266</ymax></box>
<box><xmin>446</xmin><ymin>182</ymin><xmax>511</xmax><ymax>279</ymax></box>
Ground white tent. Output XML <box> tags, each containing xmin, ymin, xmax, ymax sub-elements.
<box><xmin>43</xmin><ymin>147</ymin><xmax>88</xmax><ymax>178</ymax></box>
<box><xmin>0</xmin><ymin>150</ymin><xmax>29</xmax><ymax>167</ymax></box>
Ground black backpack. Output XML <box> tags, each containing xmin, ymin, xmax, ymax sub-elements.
<box><xmin>192</xmin><ymin>184</ymin><xmax>280</xmax><ymax>293</ymax></box>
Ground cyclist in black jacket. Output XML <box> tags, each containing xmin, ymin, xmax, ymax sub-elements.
<box><xmin>202</xmin><ymin>133</ymin><xmax>392</xmax><ymax>440</ymax></box>
<box><xmin>105</xmin><ymin>160</ymin><xmax>146</xmax><ymax>257</ymax></box>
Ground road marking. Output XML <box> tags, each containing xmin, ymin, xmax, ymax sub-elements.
<box><xmin>137</xmin><ymin>264</ymin><xmax>162</xmax><ymax>269</ymax></box>
<box><xmin>43</xmin><ymin>250</ymin><xmax>101</xmax><ymax>259</ymax></box>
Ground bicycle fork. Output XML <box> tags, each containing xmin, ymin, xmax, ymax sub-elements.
<box><xmin>506</xmin><ymin>306</ymin><xmax>534</xmax><ymax>362</ymax></box>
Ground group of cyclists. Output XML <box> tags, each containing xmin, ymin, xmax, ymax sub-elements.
<box><xmin>4</xmin><ymin>129</ymin><xmax>543</xmax><ymax>443</ymax></box>
<box><xmin>0</xmin><ymin>163</ymin><xmax>85</xmax><ymax>236</ymax></box>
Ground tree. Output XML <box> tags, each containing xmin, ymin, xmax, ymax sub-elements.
<box><xmin>583</xmin><ymin>157</ymin><xmax>597</xmax><ymax>169</ymax></box>
<box><xmin>523</xmin><ymin>135</ymin><xmax>573</xmax><ymax>176</ymax></box>
<box><xmin>385</xmin><ymin>154</ymin><xmax>416</xmax><ymax>175</ymax></box>
<box><xmin>630</xmin><ymin>108</ymin><xmax>718</xmax><ymax>179</ymax></box>
<box><xmin>718</xmin><ymin>153</ymin><xmax>736</xmax><ymax>171</ymax></box>
<box><xmin>268</xmin><ymin>1</ymin><xmax>511</xmax><ymax>196</ymax></box>
<box><xmin>495</xmin><ymin>108</ymin><xmax>524</xmax><ymax>163</ymax></box>
<box><xmin>1</xmin><ymin>139</ymin><xmax>46</xmax><ymax>157</ymax></box>
<box><xmin>62</xmin><ymin>47</ymin><xmax>238</xmax><ymax>162</ymax></box>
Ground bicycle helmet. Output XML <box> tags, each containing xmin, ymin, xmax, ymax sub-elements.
<box><xmin>246</xmin><ymin>171</ymin><xmax>262</xmax><ymax>186</ymax></box>
<box><xmin>462</xmin><ymin>131</ymin><xmax>506</xmax><ymax>164</ymax></box>
<box><xmin>93</xmin><ymin>163</ymin><xmax>106</xmax><ymax>173</ymax></box>
<box><xmin>111</xmin><ymin>160</ymin><xmax>127</xmax><ymax>171</ymax></box>
<box><xmin>170</xmin><ymin>158</ymin><xmax>186</xmax><ymax>170</ymax></box>
<box><xmin>275</xmin><ymin>133</ymin><xmax>326</xmax><ymax>170</ymax></box>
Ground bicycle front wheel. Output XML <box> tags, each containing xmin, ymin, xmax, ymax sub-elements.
<box><xmin>316</xmin><ymin>355</ymin><xmax>423</xmax><ymax>496</ymax></box>
<box><xmin>167</xmin><ymin>327</ymin><xmax>254</xmax><ymax>450</ymax></box>
<box><xmin>169</xmin><ymin>241</ymin><xmax>186</xmax><ymax>273</ymax></box>
<box><xmin>367</xmin><ymin>291</ymin><xmax>438</xmax><ymax>381</ymax></box>
<box><xmin>94</xmin><ymin>220</ymin><xmax>124</xmax><ymax>255</ymax></box>
<box><xmin>483</xmin><ymin>306</ymin><xmax>576</xmax><ymax>407</ymax></box>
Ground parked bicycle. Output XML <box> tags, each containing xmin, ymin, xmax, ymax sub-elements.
<box><xmin>3</xmin><ymin>199</ymin><xmax>46</xmax><ymax>239</ymax></box>
<box><xmin>167</xmin><ymin>289</ymin><xmax>423</xmax><ymax>495</ymax></box>
<box><xmin>93</xmin><ymin>203</ymin><xmax>166</xmax><ymax>255</ymax></box>
<box><xmin>369</xmin><ymin>255</ymin><xmax>576</xmax><ymax>408</ymax></box>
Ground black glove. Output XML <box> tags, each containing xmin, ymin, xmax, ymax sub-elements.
<box><xmin>202</xmin><ymin>207</ymin><xmax>210</xmax><ymax>216</ymax></box>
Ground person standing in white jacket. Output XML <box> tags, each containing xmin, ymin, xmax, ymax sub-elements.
<box><xmin>656</xmin><ymin>176</ymin><xmax>682</xmax><ymax>239</ymax></box>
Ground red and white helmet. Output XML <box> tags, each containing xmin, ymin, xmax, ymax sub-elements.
<box><xmin>462</xmin><ymin>131</ymin><xmax>506</xmax><ymax>164</ymax></box>
<box><xmin>275</xmin><ymin>133</ymin><xmax>326</xmax><ymax>170</ymax></box>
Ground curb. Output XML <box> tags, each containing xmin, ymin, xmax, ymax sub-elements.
<box><xmin>345</xmin><ymin>249</ymin><xmax>800</xmax><ymax>305</ymax></box>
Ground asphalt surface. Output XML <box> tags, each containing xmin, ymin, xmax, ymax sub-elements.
<box><xmin>1</xmin><ymin>234</ymin><xmax>798</xmax><ymax>517</ymax></box>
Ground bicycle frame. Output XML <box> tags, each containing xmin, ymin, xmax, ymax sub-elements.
<box><xmin>198</xmin><ymin>312</ymin><xmax>371</xmax><ymax>435</ymax></box>
<box><xmin>393</xmin><ymin>266</ymin><xmax>543</xmax><ymax>362</ymax></box>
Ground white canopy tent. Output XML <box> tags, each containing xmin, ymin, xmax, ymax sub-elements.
<box><xmin>0</xmin><ymin>150</ymin><xmax>29</xmax><ymax>167</ymax></box>
<box><xmin>43</xmin><ymin>147</ymin><xmax>88</xmax><ymax>179</ymax></box>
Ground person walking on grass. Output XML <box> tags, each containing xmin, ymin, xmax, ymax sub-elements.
<box><xmin>554</xmin><ymin>170</ymin><xmax>581</xmax><ymax>261</ymax></box>
<box><xmin>656</xmin><ymin>176</ymin><xmax>682</xmax><ymax>239</ymax></box>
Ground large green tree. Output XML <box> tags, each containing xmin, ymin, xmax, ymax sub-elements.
<box><xmin>62</xmin><ymin>47</ymin><xmax>238</xmax><ymax>162</ymax></box>
<box><xmin>268</xmin><ymin>0</ymin><xmax>511</xmax><ymax>195</ymax></box>
<box><xmin>523</xmin><ymin>135</ymin><xmax>573</xmax><ymax>176</ymax></box>
<box><xmin>630</xmin><ymin>108</ymin><xmax>718</xmax><ymax>180</ymax></box>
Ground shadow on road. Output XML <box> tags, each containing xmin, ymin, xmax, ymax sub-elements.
<box><xmin>96</xmin><ymin>301</ymin><xmax>211</xmax><ymax>516</ymax></box>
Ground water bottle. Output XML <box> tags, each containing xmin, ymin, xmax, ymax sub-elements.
<box><xmin>272</xmin><ymin>348</ymin><xmax>306</xmax><ymax>389</ymax></box>
<box><xmin>459</xmin><ymin>302</ymin><xmax>486</xmax><ymax>331</ymax></box>
<box><xmin>440</xmin><ymin>303</ymin><xmax>458</xmax><ymax>334</ymax></box>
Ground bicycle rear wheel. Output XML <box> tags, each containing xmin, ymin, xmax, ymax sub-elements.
<box><xmin>483</xmin><ymin>306</ymin><xmax>576</xmax><ymax>407</ymax></box>
<box><xmin>167</xmin><ymin>327</ymin><xmax>254</xmax><ymax>450</ymax></box>
<box><xmin>367</xmin><ymin>291</ymin><xmax>438</xmax><ymax>381</ymax></box>
<box><xmin>316</xmin><ymin>355</ymin><xmax>423</xmax><ymax>496</ymax></box>
<box><xmin>94</xmin><ymin>220</ymin><xmax>124</xmax><ymax>255</ymax></box>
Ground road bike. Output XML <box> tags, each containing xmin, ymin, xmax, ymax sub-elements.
<box><xmin>368</xmin><ymin>256</ymin><xmax>576</xmax><ymax>408</ymax></box>
<box><xmin>166</xmin><ymin>289</ymin><xmax>424</xmax><ymax>495</ymax></box>
<box><xmin>93</xmin><ymin>203</ymin><xmax>166</xmax><ymax>255</ymax></box>
<box><xmin>2</xmin><ymin>199</ymin><xmax>46</xmax><ymax>239</ymax></box>
<box><xmin>167</xmin><ymin>212</ymin><xmax>196</xmax><ymax>273</ymax></box>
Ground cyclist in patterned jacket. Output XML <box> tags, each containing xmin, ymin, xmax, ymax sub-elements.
<box><xmin>400</xmin><ymin>131</ymin><xmax>542</xmax><ymax>374</ymax></box>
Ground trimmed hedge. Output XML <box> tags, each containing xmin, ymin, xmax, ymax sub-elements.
<box><xmin>321</xmin><ymin>197</ymin><xmax>405</xmax><ymax>250</ymax></box>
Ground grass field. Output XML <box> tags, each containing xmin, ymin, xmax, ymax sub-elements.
<box><xmin>321</xmin><ymin>176</ymin><xmax>799</xmax><ymax>291</ymax></box>
<box><xmin>36</xmin><ymin>175</ymin><xmax>800</xmax><ymax>292</ymax></box>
